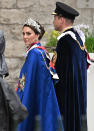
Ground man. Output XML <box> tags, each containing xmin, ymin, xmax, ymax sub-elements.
<box><xmin>0</xmin><ymin>30</ymin><xmax>28</xmax><ymax>131</ymax></box>
<box><xmin>52</xmin><ymin>2</ymin><xmax>87</xmax><ymax>131</ymax></box>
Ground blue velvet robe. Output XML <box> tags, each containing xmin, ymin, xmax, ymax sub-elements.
<box><xmin>55</xmin><ymin>28</ymin><xmax>87</xmax><ymax>131</ymax></box>
<box><xmin>17</xmin><ymin>43</ymin><xmax>64</xmax><ymax>131</ymax></box>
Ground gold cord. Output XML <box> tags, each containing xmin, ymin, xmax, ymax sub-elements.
<box><xmin>36</xmin><ymin>48</ymin><xmax>55</xmax><ymax>76</ymax></box>
<box><xmin>76</xmin><ymin>39</ymin><xmax>86</xmax><ymax>51</ymax></box>
<box><xmin>37</xmin><ymin>49</ymin><xmax>50</xmax><ymax>70</ymax></box>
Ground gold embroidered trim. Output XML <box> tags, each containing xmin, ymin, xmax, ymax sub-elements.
<box><xmin>76</xmin><ymin>40</ymin><xmax>86</xmax><ymax>51</ymax></box>
<box><xmin>62</xmin><ymin>28</ymin><xmax>86</xmax><ymax>51</ymax></box>
<box><xmin>62</xmin><ymin>26</ymin><xmax>73</xmax><ymax>33</ymax></box>
<box><xmin>37</xmin><ymin>49</ymin><xmax>50</xmax><ymax>70</ymax></box>
<box><xmin>19</xmin><ymin>74</ymin><xmax>26</xmax><ymax>91</ymax></box>
<box><xmin>36</xmin><ymin>48</ymin><xmax>55</xmax><ymax>76</ymax></box>
<box><xmin>52</xmin><ymin>51</ymin><xmax>57</xmax><ymax>66</ymax></box>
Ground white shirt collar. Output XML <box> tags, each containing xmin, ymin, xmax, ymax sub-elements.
<box><xmin>57</xmin><ymin>31</ymin><xmax>76</xmax><ymax>41</ymax></box>
<box><xmin>25</xmin><ymin>44</ymin><xmax>39</xmax><ymax>57</ymax></box>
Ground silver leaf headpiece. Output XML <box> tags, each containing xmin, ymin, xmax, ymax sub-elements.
<box><xmin>24</xmin><ymin>18</ymin><xmax>41</xmax><ymax>33</ymax></box>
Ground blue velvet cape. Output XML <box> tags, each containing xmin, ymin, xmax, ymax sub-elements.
<box><xmin>17</xmin><ymin>43</ymin><xmax>64</xmax><ymax>131</ymax></box>
<box><xmin>55</xmin><ymin>28</ymin><xmax>87</xmax><ymax>131</ymax></box>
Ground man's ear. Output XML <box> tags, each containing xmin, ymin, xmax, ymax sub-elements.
<box><xmin>60</xmin><ymin>17</ymin><xmax>64</xmax><ymax>24</ymax></box>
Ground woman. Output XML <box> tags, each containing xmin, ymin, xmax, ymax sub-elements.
<box><xmin>16</xmin><ymin>18</ymin><xmax>64</xmax><ymax>131</ymax></box>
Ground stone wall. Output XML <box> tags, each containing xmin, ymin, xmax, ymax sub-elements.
<box><xmin>0</xmin><ymin>0</ymin><xmax>94</xmax><ymax>89</ymax></box>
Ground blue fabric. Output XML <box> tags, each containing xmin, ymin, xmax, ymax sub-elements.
<box><xmin>55</xmin><ymin>28</ymin><xmax>87</xmax><ymax>131</ymax></box>
<box><xmin>17</xmin><ymin>43</ymin><xmax>64</xmax><ymax>131</ymax></box>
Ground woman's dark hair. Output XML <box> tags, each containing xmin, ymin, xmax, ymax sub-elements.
<box><xmin>23</xmin><ymin>21</ymin><xmax>45</xmax><ymax>40</ymax></box>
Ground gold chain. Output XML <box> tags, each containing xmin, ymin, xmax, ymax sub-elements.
<box><xmin>36</xmin><ymin>48</ymin><xmax>55</xmax><ymax>76</ymax></box>
<box><xmin>76</xmin><ymin>39</ymin><xmax>86</xmax><ymax>51</ymax></box>
<box><xmin>37</xmin><ymin>49</ymin><xmax>50</xmax><ymax>70</ymax></box>
<box><xmin>62</xmin><ymin>28</ymin><xmax>86</xmax><ymax>51</ymax></box>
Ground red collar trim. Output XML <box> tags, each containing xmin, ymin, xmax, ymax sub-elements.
<box><xmin>36</xmin><ymin>46</ymin><xmax>46</xmax><ymax>50</ymax></box>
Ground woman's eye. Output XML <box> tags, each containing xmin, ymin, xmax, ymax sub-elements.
<box><xmin>26</xmin><ymin>32</ymin><xmax>31</xmax><ymax>35</ymax></box>
<box><xmin>22</xmin><ymin>32</ymin><xmax>31</xmax><ymax>36</ymax></box>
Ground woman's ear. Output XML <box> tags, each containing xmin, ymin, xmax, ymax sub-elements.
<box><xmin>35</xmin><ymin>34</ymin><xmax>40</xmax><ymax>41</ymax></box>
<box><xmin>37</xmin><ymin>34</ymin><xmax>40</xmax><ymax>40</ymax></box>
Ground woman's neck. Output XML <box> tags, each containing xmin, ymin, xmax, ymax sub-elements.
<box><xmin>26</xmin><ymin>41</ymin><xmax>40</xmax><ymax>51</ymax></box>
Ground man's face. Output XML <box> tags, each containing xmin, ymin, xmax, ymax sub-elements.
<box><xmin>53</xmin><ymin>15</ymin><xmax>62</xmax><ymax>31</ymax></box>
